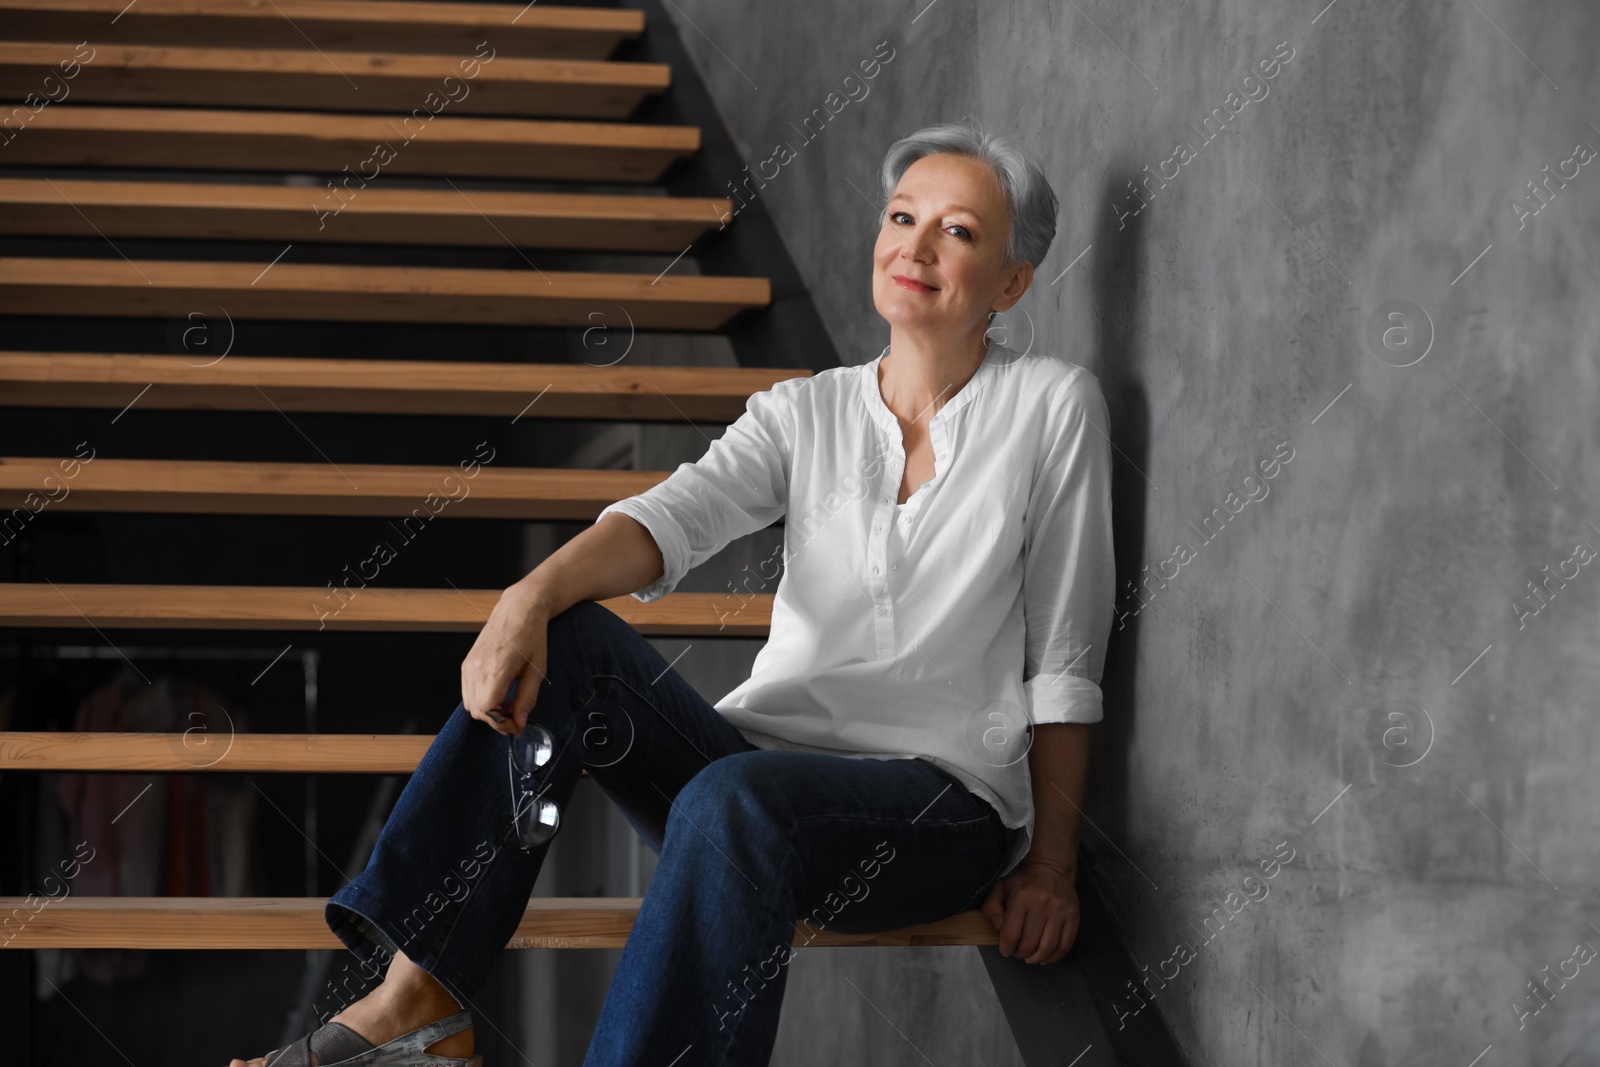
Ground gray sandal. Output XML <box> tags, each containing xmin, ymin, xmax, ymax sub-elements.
<box><xmin>261</xmin><ymin>1008</ymin><xmax>482</xmax><ymax>1066</ymax></box>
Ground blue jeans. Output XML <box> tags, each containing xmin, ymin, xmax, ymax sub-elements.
<box><xmin>326</xmin><ymin>599</ymin><xmax>1015</xmax><ymax>1066</ymax></box>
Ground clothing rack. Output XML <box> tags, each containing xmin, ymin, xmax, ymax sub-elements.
<box><xmin>4</xmin><ymin>637</ymin><xmax>420</xmax><ymax>1044</ymax></box>
<box><xmin>4</xmin><ymin>641</ymin><xmax>321</xmax><ymax>897</ymax></box>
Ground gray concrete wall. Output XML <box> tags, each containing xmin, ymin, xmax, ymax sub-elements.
<box><xmin>656</xmin><ymin>1</ymin><xmax>1600</xmax><ymax>1063</ymax></box>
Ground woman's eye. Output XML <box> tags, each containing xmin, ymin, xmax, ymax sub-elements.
<box><xmin>887</xmin><ymin>212</ymin><xmax>970</xmax><ymax>240</ymax></box>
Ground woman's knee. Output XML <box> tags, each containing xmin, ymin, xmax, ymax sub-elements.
<box><xmin>668</xmin><ymin>752</ymin><xmax>792</xmax><ymax>842</ymax></box>
<box><xmin>545</xmin><ymin>597</ymin><xmax>623</xmax><ymax>648</ymax></box>
<box><xmin>510</xmin><ymin>599</ymin><xmax>616</xmax><ymax>706</ymax></box>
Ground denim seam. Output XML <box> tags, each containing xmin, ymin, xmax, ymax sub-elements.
<box><xmin>711</xmin><ymin>834</ymin><xmax>804</xmax><ymax>1067</ymax></box>
<box><xmin>785</xmin><ymin>810</ymin><xmax>1007</xmax><ymax>913</ymax></box>
<box><xmin>429</xmin><ymin>615</ymin><xmax>612</xmax><ymax>996</ymax></box>
<box><xmin>425</xmin><ymin>802</ymin><xmax>514</xmax><ymax>981</ymax></box>
<box><xmin>327</xmin><ymin>885</ymin><xmax>478</xmax><ymax>1010</ymax></box>
<box><xmin>589</xmin><ymin>670</ymin><xmax>735</xmax><ymax>768</ymax></box>
<box><xmin>784</xmin><ymin>809</ymin><xmax>999</xmax><ymax>829</ymax></box>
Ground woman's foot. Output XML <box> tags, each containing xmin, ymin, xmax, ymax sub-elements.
<box><xmin>227</xmin><ymin>950</ymin><xmax>474</xmax><ymax>1066</ymax></box>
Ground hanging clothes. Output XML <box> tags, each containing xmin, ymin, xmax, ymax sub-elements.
<box><xmin>49</xmin><ymin>667</ymin><xmax>258</xmax><ymax>986</ymax></box>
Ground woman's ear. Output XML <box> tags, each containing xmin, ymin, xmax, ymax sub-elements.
<box><xmin>992</xmin><ymin>260</ymin><xmax>1035</xmax><ymax>313</ymax></box>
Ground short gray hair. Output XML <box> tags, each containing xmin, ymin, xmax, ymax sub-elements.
<box><xmin>877</xmin><ymin>118</ymin><xmax>1059</xmax><ymax>270</ymax></box>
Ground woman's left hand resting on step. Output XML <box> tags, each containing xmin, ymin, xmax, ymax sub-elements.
<box><xmin>981</xmin><ymin>858</ymin><xmax>1080</xmax><ymax>965</ymax></box>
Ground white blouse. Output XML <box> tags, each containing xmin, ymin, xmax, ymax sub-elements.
<box><xmin>595</xmin><ymin>341</ymin><xmax>1115</xmax><ymax>879</ymax></box>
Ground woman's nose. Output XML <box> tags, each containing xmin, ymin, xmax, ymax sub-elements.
<box><xmin>899</xmin><ymin>233</ymin><xmax>932</xmax><ymax>263</ymax></box>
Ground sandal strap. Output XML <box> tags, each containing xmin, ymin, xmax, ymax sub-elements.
<box><xmin>261</xmin><ymin>1029</ymin><xmax>318</xmax><ymax>1067</ymax></box>
<box><xmin>263</xmin><ymin>1021</ymin><xmax>375</xmax><ymax>1067</ymax></box>
<box><xmin>309</xmin><ymin>1022</ymin><xmax>380</xmax><ymax>1064</ymax></box>
<box><xmin>261</xmin><ymin>1009</ymin><xmax>473</xmax><ymax>1067</ymax></box>
<box><xmin>387</xmin><ymin>1009</ymin><xmax>475</xmax><ymax>1062</ymax></box>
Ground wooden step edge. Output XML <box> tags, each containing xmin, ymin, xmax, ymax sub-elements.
<box><xmin>0</xmin><ymin>456</ymin><xmax>673</xmax><ymax>519</ymax></box>
<box><xmin>0</xmin><ymin>896</ymin><xmax>1000</xmax><ymax>949</ymax></box>
<box><xmin>0</xmin><ymin>178</ymin><xmax>732</xmax><ymax>251</ymax></box>
<box><xmin>18</xmin><ymin>105</ymin><xmax>704</xmax><ymax>150</ymax></box>
<box><xmin>0</xmin><ymin>353</ymin><xmax>808</xmax><ymax>420</ymax></box>
<box><xmin>0</xmin><ymin>731</ymin><xmax>599</xmax><ymax>775</ymax></box>
<box><xmin>0</xmin><ymin>259</ymin><xmax>771</xmax><ymax>330</ymax></box>
<box><xmin>0</xmin><ymin>258</ymin><xmax>771</xmax><ymax>304</ymax></box>
<box><xmin>0</xmin><ymin>2</ymin><xmax>647</xmax><ymax>63</ymax></box>
<box><xmin>0</xmin><ymin>0</ymin><xmax>647</xmax><ymax>36</ymax></box>
<box><xmin>0</xmin><ymin>40</ymin><xmax>674</xmax><ymax>87</ymax></box>
<box><xmin>0</xmin><ymin>586</ymin><xmax>773</xmax><ymax>637</ymax></box>
<box><xmin>0</xmin><ymin>178</ymin><xmax>732</xmax><ymax>225</ymax></box>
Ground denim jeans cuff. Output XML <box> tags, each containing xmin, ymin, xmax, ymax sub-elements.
<box><xmin>324</xmin><ymin>884</ymin><xmax>475</xmax><ymax>1011</ymax></box>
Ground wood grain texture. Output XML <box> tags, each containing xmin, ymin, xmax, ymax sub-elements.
<box><xmin>0</xmin><ymin>179</ymin><xmax>733</xmax><ymax>252</ymax></box>
<box><xmin>0</xmin><ymin>896</ymin><xmax>1001</xmax><ymax>949</ymax></box>
<box><xmin>0</xmin><ymin>456</ymin><xmax>674</xmax><ymax>518</ymax></box>
<box><xmin>0</xmin><ymin>41</ymin><xmax>670</xmax><ymax>119</ymax></box>
<box><xmin>0</xmin><ymin>352</ymin><xmax>808</xmax><ymax>420</ymax></box>
<box><xmin>0</xmin><ymin>258</ymin><xmax>770</xmax><ymax>330</ymax></box>
<box><xmin>0</xmin><ymin>585</ymin><xmax>772</xmax><ymax>635</ymax></box>
<box><xmin>0</xmin><ymin>731</ymin><xmax>433</xmax><ymax>772</ymax></box>
<box><xmin>0</xmin><ymin>107</ymin><xmax>698</xmax><ymax>181</ymax></box>
<box><xmin>0</xmin><ymin>1</ymin><xmax>642</xmax><ymax>60</ymax></box>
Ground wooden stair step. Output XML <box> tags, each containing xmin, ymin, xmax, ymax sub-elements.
<box><xmin>0</xmin><ymin>352</ymin><xmax>808</xmax><ymax>421</ymax></box>
<box><xmin>0</xmin><ymin>896</ymin><xmax>999</xmax><ymax>949</ymax></box>
<box><xmin>0</xmin><ymin>1</ymin><xmax>643</xmax><ymax>60</ymax></box>
<box><xmin>0</xmin><ymin>584</ymin><xmax>770</xmax><ymax>635</ymax></box>
<box><xmin>0</xmin><ymin>731</ymin><xmax>433</xmax><ymax>772</ymax></box>
<box><xmin>0</xmin><ymin>732</ymin><xmax>607</xmax><ymax>776</ymax></box>
<box><xmin>0</xmin><ymin>457</ymin><xmax>675</xmax><ymax>518</ymax></box>
<box><xmin>0</xmin><ymin>41</ymin><xmax>671</xmax><ymax>120</ymax></box>
<box><xmin>0</xmin><ymin>179</ymin><xmax>732</xmax><ymax>252</ymax></box>
<box><xmin>0</xmin><ymin>107</ymin><xmax>699</xmax><ymax>181</ymax></box>
<box><xmin>0</xmin><ymin>258</ymin><xmax>770</xmax><ymax>331</ymax></box>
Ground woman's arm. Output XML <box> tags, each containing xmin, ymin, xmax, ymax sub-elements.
<box><xmin>460</xmin><ymin>512</ymin><xmax>664</xmax><ymax>733</ymax></box>
<box><xmin>517</xmin><ymin>510</ymin><xmax>665</xmax><ymax>618</ymax></box>
<box><xmin>982</xmin><ymin>370</ymin><xmax>1114</xmax><ymax>964</ymax></box>
<box><xmin>981</xmin><ymin>722</ymin><xmax>1091</xmax><ymax>965</ymax></box>
<box><xmin>1022</xmin><ymin>722</ymin><xmax>1091</xmax><ymax>876</ymax></box>
<box><xmin>462</xmin><ymin>379</ymin><xmax>794</xmax><ymax>733</ymax></box>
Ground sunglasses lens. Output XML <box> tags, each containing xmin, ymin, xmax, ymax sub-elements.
<box><xmin>515</xmin><ymin>724</ymin><xmax>555</xmax><ymax>775</ymax></box>
<box><xmin>516</xmin><ymin>796</ymin><xmax>561</xmax><ymax>849</ymax></box>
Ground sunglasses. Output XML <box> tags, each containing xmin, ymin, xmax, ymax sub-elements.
<box><xmin>507</xmin><ymin>724</ymin><xmax>561</xmax><ymax>851</ymax></box>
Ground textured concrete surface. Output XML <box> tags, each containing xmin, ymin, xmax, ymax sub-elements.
<box><xmin>657</xmin><ymin>1</ymin><xmax>1600</xmax><ymax>1063</ymax></box>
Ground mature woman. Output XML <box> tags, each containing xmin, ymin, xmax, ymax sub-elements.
<box><xmin>231</xmin><ymin>118</ymin><xmax>1115</xmax><ymax>1067</ymax></box>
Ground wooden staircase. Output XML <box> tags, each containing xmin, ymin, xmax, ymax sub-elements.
<box><xmin>0</xmin><ymin>0</ymin><xmax>994</xmax><ymax>986</ymax></box>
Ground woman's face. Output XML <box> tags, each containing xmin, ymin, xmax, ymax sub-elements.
<box><xmin>872</xmin><ymin>152</ymin><xmax>1033</xmax><ymax>337</ymax></box>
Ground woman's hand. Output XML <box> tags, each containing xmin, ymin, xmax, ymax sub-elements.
<box><xmin>460</xmin><ymin>582</ymin><xmax>552</xmax><ymax>736</ymax></box>
<box><xmin>979</xmin><ymin>859</ymin><xmax>1080</xmax><ymax>965</ymax></box>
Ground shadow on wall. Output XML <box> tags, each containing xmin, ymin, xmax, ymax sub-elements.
<box><xmin>1092</xmin><ymin>166</ymin><xmax>1153</xmax><ymax>912</ymax></box>
<box><xmin>979</xmin><ymin>167</ymin><xmax>1180</xmax><ymax>1066</ymax></box>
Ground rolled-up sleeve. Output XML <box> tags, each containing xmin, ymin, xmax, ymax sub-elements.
<box><xmin>595</xmin><ymin>381</ymin><xmax>793</xmax><ymax>602</ymax></box>
<box><xmin>1021</xmin><ymin>371</ymin><xmax>1116</xmax><ymax>724</ymax></box>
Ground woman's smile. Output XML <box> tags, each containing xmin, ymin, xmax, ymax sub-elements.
<box><xmin>893</xmin><ymin>274</ymin><xmax>938</xmax><ymax>292</ymax></box>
